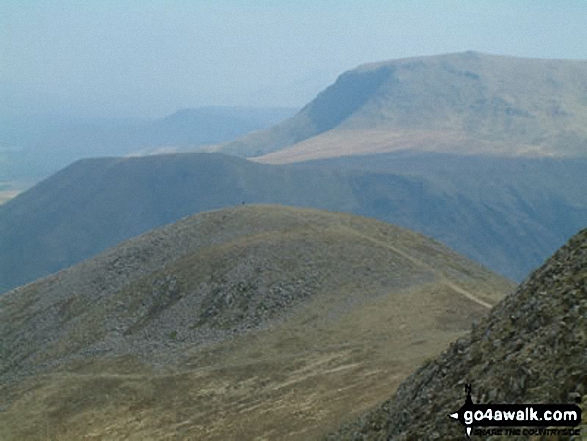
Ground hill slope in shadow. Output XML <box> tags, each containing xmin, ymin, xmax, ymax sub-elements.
<box><xmin>1</xmin><ymin>152</ymin><xmax>586</xmax><ymax>293</ymax></box>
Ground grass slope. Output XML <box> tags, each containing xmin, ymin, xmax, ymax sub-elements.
<box><xmin>220</xmin><ymin>52</ymin><xmax>587</xmax><ymax>160</ymax></box>
<box><xmin>328</xmin><ymin>228</ymin><xmax>587</xmax><ymax>440</ymax></box>
<box><xmin>0</xmin><ymin>205</ymin><xmax>513</xmax><ymax>440</ymax></box>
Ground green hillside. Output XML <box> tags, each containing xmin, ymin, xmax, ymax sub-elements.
<box><xmin>0</xmin><ymin>205</ymin><xmax>513</xmax><ymax>440</ymax></box>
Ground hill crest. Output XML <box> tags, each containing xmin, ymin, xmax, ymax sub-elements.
<box><xmin>0</xmin><ymin>205</ymin><xmax>514</xmax><ymax>440</ymax></box>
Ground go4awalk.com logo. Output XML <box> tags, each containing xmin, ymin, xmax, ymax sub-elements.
<box><xmin>449</xmin><ymin>384</ymin><xmax>582</xmax><ymax>438</ymax></box>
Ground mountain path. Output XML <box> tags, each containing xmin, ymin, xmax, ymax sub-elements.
<box><xmin>344</xmin><ymin>228</ymin><xmax>493</xmax><ymax>309</ymax></box>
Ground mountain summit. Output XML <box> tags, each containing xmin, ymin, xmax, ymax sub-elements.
<box><xmin>0</xmin><ymin>205</ymin><xmax>512</xmax><ymax>440</ymax></box>
<box><xmin>219</xmin><ymin>52</ymin><xmax>587</xmax><ymax>162</ymax></box>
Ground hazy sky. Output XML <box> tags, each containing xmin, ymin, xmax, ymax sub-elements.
<box><xmin>2</xmin><ymin>0</ymin><xmax>587</xmax><ymax>118</ymax></box>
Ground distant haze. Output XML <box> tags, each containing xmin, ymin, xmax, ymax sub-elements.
<box><xmin>2</xmin><ymin>1</ymin><xmax>587</xmax><ymax>118</ymax></box>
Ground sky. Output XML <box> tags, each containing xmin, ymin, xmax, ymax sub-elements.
<box><xmin>2</xmin><ymin>0</ymin><xmax>587</xmax><ymax>118</ymax></box>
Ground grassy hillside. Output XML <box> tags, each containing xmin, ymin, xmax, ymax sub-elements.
<box><xmin>1</xmin><ymin>152</ymin><xmax>585</xmax><ymax>293</ymax></box>
<box><xmin>328</xmin><ymin>227</ymin><xmax>586</xmax><ymax>440</ymax></box>
<box><xmin>219</xmin><ymin>52</ymin><xmax>587</xmax><ymax>160</ymax></box>
<box><xmin>0</xmin><ymin>205</ymin><xmax>513</xmax><ymax>440</ymax></box>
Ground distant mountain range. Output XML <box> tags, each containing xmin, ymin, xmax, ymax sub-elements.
<box><xmin>329</xmin><ymin>227</ymin><xmax>587</xmax><ymax>440</ymax></box>
<box><xmin>0</xmin><ymin>205</ymin><xmax>513</xmax><ymax>440</ymax></box>
<box><xmin>0</xmin><ymin>106</ymin><xmax>297</xmax><ymax>182</ymax></box>
<box><xmin>1</xmin><ymin>151</ymin><xmax>586</xmax><ymax>293</ymax></box>
<box><xmin>217</xmin><ymin>52</ymin><xmax>587</xmax><ymax>162</ymax></box>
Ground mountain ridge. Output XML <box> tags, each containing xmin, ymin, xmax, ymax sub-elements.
<box><xmin>2</xmin><ymin>151</ymin><xmax>586</xmax><ymax>293</ymax></box>
<box><xmin>0</xmin><ymin>105</ymin><xmax>297</xmax><ymax>184</ymax></box>
<box><xmin>218</xmin><ymin>51</ymin><xmax>587</xmax><ymax>161</ymax></box>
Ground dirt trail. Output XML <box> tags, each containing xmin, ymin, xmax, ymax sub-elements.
<box><xmin>344</xmin><ymin>228</ymin><xmax>493</xmax><ymax>309</ymax></box>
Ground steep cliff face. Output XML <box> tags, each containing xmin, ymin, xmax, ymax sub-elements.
<box><xmin>328</xmin><ymin>228</ymin><xmax>587</xmax><ymax>440</ymax></box>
